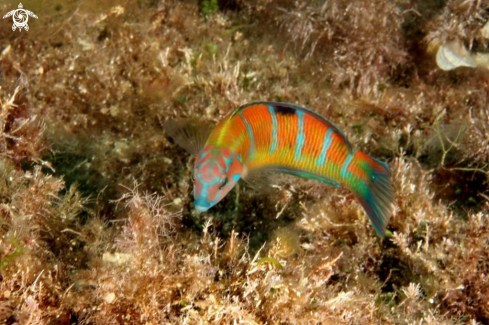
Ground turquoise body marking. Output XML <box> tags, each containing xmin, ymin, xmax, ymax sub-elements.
<box><xmin>240</xmin><ymin>113</ymin><xmax>255</xmax><ymax>160</ymax></box>
<box><xmin>341</xmin><ymin>150</ymin><xmax>355</xmax><ymax>180</ymax></box>
<box><xmin>294</xmin><ymin>110</ymin><xmax>305</xmax><ymax>162</ymax></box>
<box><xmin>209</xmin><ymin>188</ymin><xmax>222</xmax><ymax>207</ymax></box>
<box><xmin>268</xmin><ymin>105</ymin><xmax>278</xmax><ymax>153</ymax></box>
<box><xmin>317</xmin><ymin>128</ymin><xmax>333</xmax><ymax>167</ymax></box>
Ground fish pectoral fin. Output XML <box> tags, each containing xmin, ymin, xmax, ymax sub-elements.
<box><xmin>267</xmin><ymin>167</ymin><xmax>341</xmax><ymax>187</ymax></box>
<box><xmin>163</xmin><ymin>118</ymin><xmax>214</xmax><ymax>155</ymax></box>
<box><xmin>241</xmin><ymin>168</ymin><xmax>276</xmax><ymax>193</ymax></box>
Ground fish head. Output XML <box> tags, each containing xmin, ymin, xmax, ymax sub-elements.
<box><xmin>193</xmin><ymin>146</ymin><xmax>243</xmax><ymax>212</ymax></box>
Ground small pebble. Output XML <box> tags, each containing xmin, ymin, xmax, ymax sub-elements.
<box><xmin>103</xmin><ymin>292</ymin><xmax>116</xmax><ymax>304</ymax></box>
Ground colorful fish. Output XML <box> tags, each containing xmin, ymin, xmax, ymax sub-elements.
<box><xmin>164</xmin><ymin>101</ymin><xmax>395</xmax><ymax>237</ymax></box>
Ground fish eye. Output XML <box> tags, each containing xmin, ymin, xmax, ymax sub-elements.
<box><xmin>219</xmin><ymin>177</ymin><xmax>228</xmax><ymax>190</ymax></box>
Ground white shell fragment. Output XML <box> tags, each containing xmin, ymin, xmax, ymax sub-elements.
<box><xmin>436</xmin><ymin>40</ymin><xmax>477</xmax><ymax>71</ymax></box>
<box><xmin>102</xmin><ymin>252</ymin><xmax>132</xmax><ymax>265</ymax></box>
<box><xmin>475</xmin><ymin>52</ymin><xmax>489</xmax><ymax>69</ymax></box>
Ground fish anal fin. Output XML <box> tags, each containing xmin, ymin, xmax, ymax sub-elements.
<box><xmin>163</xmin><ymin>118</ymin><xmax>213</xmax><ymax>155</ymax></box>
<box><xmin>244</xmin><ymin>166</ymin><xmax>341</xmax><ymax>188</ymax></box>
<box><xmin>270</xmin><ymin>167</ymin><xmax>341</xmax><ymax>187</ymax></box>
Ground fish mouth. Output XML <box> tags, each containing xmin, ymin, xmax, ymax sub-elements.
<box><xmin>194</xmin><ymin>201</ymin><xmax>210</xmax><ymax>212</ymax></box>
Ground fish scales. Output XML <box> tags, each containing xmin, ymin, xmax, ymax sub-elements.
<box><xmin>164</xmin><ymin>101</ymin><xmax>396</xmax><ymax>237</ymax></box>
<box><xmin>210</xmin><ymin>103</ymin><xmax>351</xmax><ymax>185</ymax></box>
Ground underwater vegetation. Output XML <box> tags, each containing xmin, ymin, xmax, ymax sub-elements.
<box><xmin>0</xmin><ymin>0</ymin><xmax>488</xmax><ymax>324</ymax></box>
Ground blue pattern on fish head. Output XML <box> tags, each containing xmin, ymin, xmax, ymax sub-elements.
<box><xmin>193</xmin><ymin>146</ymin><xmax>243</xmax><ymax>212</ymax></box>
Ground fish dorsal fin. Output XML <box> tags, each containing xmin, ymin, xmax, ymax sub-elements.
<box><xmin>235</xmin><ymin>101</ymin><xmax>353</xmax><ymax>152</ymax></box>
<box><xmin>163</xmin><ymin>118</ymin><xmax>213</xmax><ymax>155</ymax></box>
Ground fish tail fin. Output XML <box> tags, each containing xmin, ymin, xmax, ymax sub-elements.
<box><xmin>349</xmin><ymin>152</ymin><xmax>395</xmax><ymax>238</ymax></box>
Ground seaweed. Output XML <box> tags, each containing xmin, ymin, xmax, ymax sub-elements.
<box><xmin>0</xmin><ymin>0</ymin><xmax>488</xmax><ymax>323</ymax></box>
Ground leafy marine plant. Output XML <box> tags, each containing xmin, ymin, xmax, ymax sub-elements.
<box><xmin>0</xmin><ymin>232</ymin><xmax>27</xmax><ymax>272</ymax></box>
<box><xmin>202</xmin><ymin>0</ymin><xmax>219</xmax><ymax>17</ymax></box>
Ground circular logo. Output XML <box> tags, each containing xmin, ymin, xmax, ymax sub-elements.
<box><xmin>13</xmin><ymin>9</ymin><xmax>28</xmax><ymax>28</ymax></box>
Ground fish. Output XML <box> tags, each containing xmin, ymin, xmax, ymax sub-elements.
<box><xmin>164</xmin><ymin>101</ymin><xmax>396</xmax><ymax>237</ymax></box>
